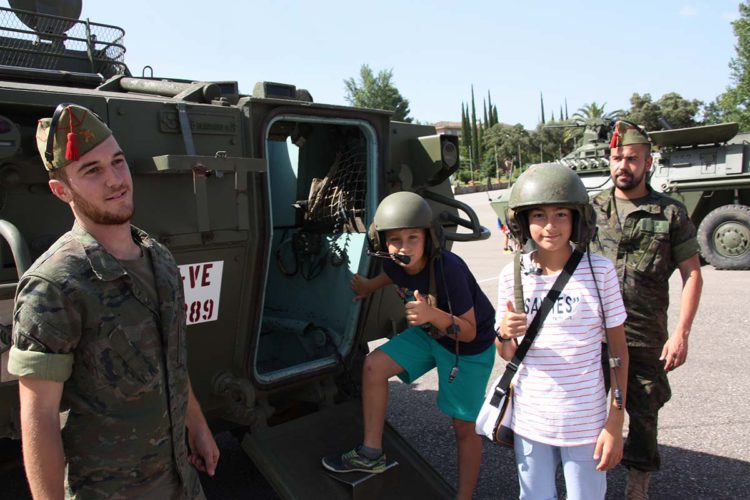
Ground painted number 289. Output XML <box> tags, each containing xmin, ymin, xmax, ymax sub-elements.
<box><xmin>185</xmin><ymin>299</ymin><xmax>215</xmax><ymax>323</ymax></box>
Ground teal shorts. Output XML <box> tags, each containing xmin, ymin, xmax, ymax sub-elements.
<box><xmin>378</xmin><ymin>326</ymin><xmax>495</xmax><ymax>422</ymax></box>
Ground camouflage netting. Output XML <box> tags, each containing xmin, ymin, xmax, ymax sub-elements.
<box><xmin>306</xmin><ymin>145</ymin><xmax>367</xmax><ymax>234</ymax></box>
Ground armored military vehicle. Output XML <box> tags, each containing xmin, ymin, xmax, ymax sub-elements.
<box><xmin>0</xmin><ymin>1</ymin><xmax>488</xmax><ymax>497</ymax></box>
<box><xmin>555</xmin><ymin>117</ymin><xmax>615</xmax><ymax>174</ymax></box>
<box><xmin>490</xmin><ymin>119</ymin><xmax>750</xmax><ymax>270</ymax></box>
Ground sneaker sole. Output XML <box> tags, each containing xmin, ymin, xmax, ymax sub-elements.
<box><xmin>321</xmin><ymin>457</ymin><xmax>385</xmax><ymax>474</ymax></box>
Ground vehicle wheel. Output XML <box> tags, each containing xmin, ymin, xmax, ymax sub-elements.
<box><xmin>697</xmin><ymin>204</ymin><xmax>750</xmax><ymax>270</ymax></box>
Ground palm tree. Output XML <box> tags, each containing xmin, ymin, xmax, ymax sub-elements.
<box><xmin>564</xmin><ymin>102</ymin><xmax>624</xmax><ymax>145</ymax></box>
<box><xmin>571</xmin><ymin>101</ymin><xmax>623</xmax><ymax>122</ymax></box>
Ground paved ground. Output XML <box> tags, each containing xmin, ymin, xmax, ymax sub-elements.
<box><xmin>3</xmin><ymin>190</ymin><xmax>748</xmax><ymax>498</ymax></box>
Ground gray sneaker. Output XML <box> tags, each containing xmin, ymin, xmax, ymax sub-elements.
<box><xmin>322</xmin><ymin>446</ymin><xmax>386</xmax><ymax>474</ymax></box>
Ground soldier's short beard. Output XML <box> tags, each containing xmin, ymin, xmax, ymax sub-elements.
<box><xmin>71</xmin><ymin>188</ymin><xmax>134</xmax><ymax>225</ymax></box>
<box><xmin>613</xmin><ymin>170</ymin><xmax>646</xmax><ymax>192</ymax></box>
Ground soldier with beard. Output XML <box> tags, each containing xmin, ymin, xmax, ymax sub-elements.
<box><xmin>8</xmin><ymin>104</ymin><xmax>219</xmax><ymax>499</ymax></box>
<box><xmin>591</xmin><ymin>120</ymin><xmax>703</xmax><ymax>500</ymax></box>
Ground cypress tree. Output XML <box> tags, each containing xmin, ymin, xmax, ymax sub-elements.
<box><xmin>487</xmin><ymin>90</ymin><xmax>494</xmax><ymax>126</ymax></box>
<box><xmin>461</xmin><ymin>103</ymin><xmax>471</xmax><ymax>153</ymax></box>
<box><xmin>471</xmin><ymin>86</ymin><xmax>479</xmax><ymax>168</ymax></box>
<box><xmin>483</xmin><ymin>100</ymin><xmax>489</xmax><ymax>129</ymax></box>
<box><xmin>540</xmin><ymin>92</ymin><xmax>546</xmax><ymax>124</ymax></box>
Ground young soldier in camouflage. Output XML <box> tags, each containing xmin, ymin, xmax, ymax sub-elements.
<box><xmin>8</xmin><ymin>104</ymin><xmax>219</xmax><ymax>499</ymax></box>
<box><xmin>590</xmin><ymin>120</ymin><xmax>703</xmax><ymax>500</ymax></box>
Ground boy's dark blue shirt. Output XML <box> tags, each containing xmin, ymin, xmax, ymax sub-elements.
<box><xmin>383</xmin><ymin>249</ymin><xmax>496</xmax><ymax>355</ymax></box>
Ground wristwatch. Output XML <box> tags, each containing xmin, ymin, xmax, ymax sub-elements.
<box><xmin>496</xmin><ymin>328</ymin><xmax>513</xmax><ymax>343</ymax></box>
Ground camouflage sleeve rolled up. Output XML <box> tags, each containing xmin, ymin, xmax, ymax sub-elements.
<box><xmin>669</xmin><ymin>203</ymin><xmax>700</xmax><ymax>263</ymax></box>
<box><xmin>8</xmin><ymin>275</ymin><xmax>82</xmax><ymax>382</ymax></box>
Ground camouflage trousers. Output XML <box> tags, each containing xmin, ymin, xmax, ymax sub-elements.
<box><xmin>601</xmin><ymin>345</ymin><xmax>671</xmax><ymax>472</ymax></box>
<box><xmin>623</xmin><ymin>347</ymin><xmax>672</xmax><ymax>472</ymax></box>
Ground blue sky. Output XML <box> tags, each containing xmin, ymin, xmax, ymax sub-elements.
<box><xmin>5</xmin><ymin>1</ymin><xmax>741</xmax><ymax>128</ymax></box>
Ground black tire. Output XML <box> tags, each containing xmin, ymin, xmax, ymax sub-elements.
<box><xmin>697</xmin><ymin>204</ymin><xmax>750</xmax><ymax>270</ymax></box>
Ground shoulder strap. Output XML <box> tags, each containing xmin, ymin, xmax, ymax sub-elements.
<box><xmin>490</xmin><ymin>249</ymin><xmax>583</xmax><ymax>406</ymax></box>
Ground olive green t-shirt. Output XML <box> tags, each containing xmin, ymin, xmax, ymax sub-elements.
<box><xmin>119</xmin><ymin>247</ymin><xmax>159</xmax><ymax>312</ymax></box>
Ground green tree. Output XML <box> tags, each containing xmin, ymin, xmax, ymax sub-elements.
<box><xmin>456</xmin><ymin>87</ymin><xmax>500</xmax><ymax>182</ymax></box>
<box><xmin>626</xmin><ymin>93</ymin><xmax>661</xmax><ymax>130</ymax></box>
<box><xmin>702</xmin><ymin>99</ymin><xmax>725</xmax><ymax>124</ymax></box>
<box><xmin>461</xmin><ymin>103</ymin><xmax>471</xmax><ymax>158</ymax></box>
<box><xmin>344</xmin><ymin>64</ymin><xmax>412</xmax><ymax>122</ymax></box>
<box><xmin>532</xmin><ymin>120</ymin><xmax>571</xmax><ymax>164</ymax></box>
<box><xmin>482</xmin><ymin>123</ymin><xmax>532</xmax><ymax>176</ymax></box>
<box><xmin>540</xmin><ymin>93</ymin><xmax>546</xmax><ymax>124</ymax></box>
<box><xmin>572</xmin><ymin>101</ymin><xmax>622</xmax><ymax>122</ymax></box>
<box><xmin>471</xmin><ymin>85</ymin><xmax>480</xmax><ymax>168</ymax></box>
<box><xmin>626</xmin><ymin>92</ymin><xmax>701</xmax><ymax>130</ymax></box>
<box><xmin>487</xmin><ymin>90</ymin><xmax>496</xmax><ymax>126</ymax></box>
<box><xmin>656</xmin><ymin>92</ymin><xmax>702</xmax><ymax>128</ymax></box>
<box><xmin>708</xmin><ymin>1</ymin><xmax>750</xmax><ymax>129</ymax></box>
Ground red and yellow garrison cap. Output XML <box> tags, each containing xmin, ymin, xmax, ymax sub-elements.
<box><xmin>609</xmin><ymin>120</ymin><xmax>650</xmax><ymax>149</ymax></box>
<box><xmin>35</xmin><ymin>104</ymin><xmax>112</xmax><ymax>171</ymax></box>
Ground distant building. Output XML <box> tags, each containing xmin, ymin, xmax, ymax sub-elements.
<box><xmin>434</xmin><ymin>121</ymin><xmax>461</xmax><ymax>136</ymax></box>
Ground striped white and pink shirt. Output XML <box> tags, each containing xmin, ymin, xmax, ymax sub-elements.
<box><xmin>495</xmin><ymin>251</ymin><xmax>626</xmax><ymax>447</ymax></box>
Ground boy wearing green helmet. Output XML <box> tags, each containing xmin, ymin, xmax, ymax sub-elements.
<box><xmin>322</xmin><ymin>191</ymin><xmax>496</xmax><ymax>500</ymax></box>
<box><xmin>495</xmin><ymin>163</ymin><xmax>629</xmax><ymax>499</ymax></box>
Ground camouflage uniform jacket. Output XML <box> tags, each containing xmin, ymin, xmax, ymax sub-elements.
<box><xmin>590</xmin><ymin>187</ymin><xmax>700</xmax><ymax>348</ymax></box>
<box><xmin>8</xmin><ymin>223</ymin><xmax>202</xmax><ymax>499</ymax></box>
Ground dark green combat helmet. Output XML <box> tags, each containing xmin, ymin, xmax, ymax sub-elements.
<box><xmin>369</xmin><ymin>191</ymin><xmax>442</xmax><ymax>258</ymax></box>
<box><xmin>505</xmin><ymin>162</ymin><xmax>595</xmax><ymax>247</ymax></box>
<box><xmin>373</xmin><ymin>191</ymin><xmax>432</xmax><ymax>232</ymax></box>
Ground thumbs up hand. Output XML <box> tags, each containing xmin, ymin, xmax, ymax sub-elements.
<box><xmin>405</xmin><ymin>290</ymin><xmax>432</xmax><ymax>326</ymax></box>
<box><xmin>498</xmin><ymin>299</ymin><xmax>527</xmax><ymax>340</ymax></box>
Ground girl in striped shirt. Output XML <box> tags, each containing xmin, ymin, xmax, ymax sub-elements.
<box><xmin>495</xmin><ymin>163</ymin><xmax>629</xmax><ymax>500</ymax></box>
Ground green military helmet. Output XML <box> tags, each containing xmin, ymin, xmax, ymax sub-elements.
<box><xmin>506</xmin><ymin>162</ymin><xmax>595</xmax><ymax>247</ymax></box>
<box><xmin>369</xmin><ymin>191</ymin><xmax>442</xmax><ymax>258</ymax></box>
<box><xmin>509</xmin><ymin>162</ymin><xmax>588</xmax><ymax>210</ymax></box>
<box><xmin>372</xmin><ymin>191</ymin><xmax>432</xmax><ymax>232</ymax></box>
